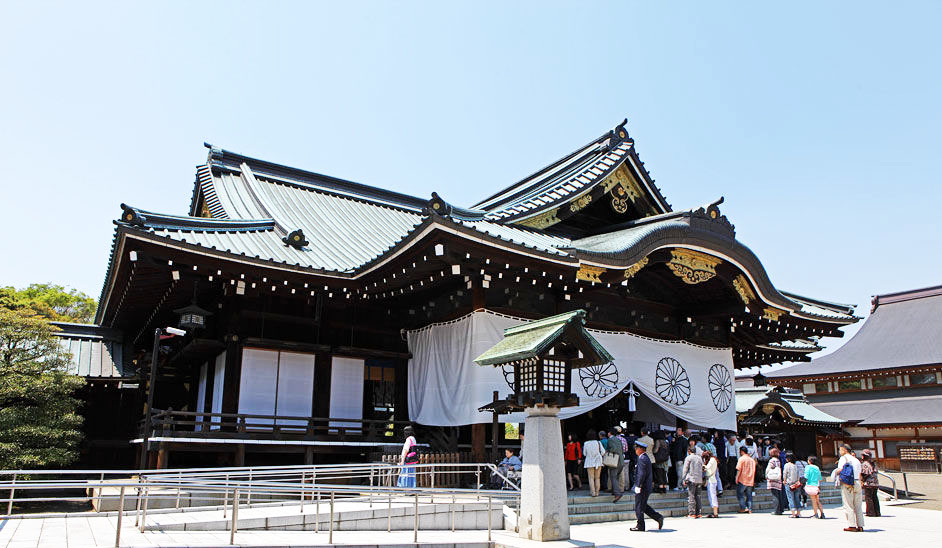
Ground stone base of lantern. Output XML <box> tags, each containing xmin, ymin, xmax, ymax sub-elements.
<box><xmin>518</xmin><ymin>405</ymin><xmax>569</xmax><ymax>541</ymax></box>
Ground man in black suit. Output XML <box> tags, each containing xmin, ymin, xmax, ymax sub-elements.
<box><xmin>630</xmin><ymin>441</ymin><xmax>665</xmax><ymax>532</ymax></box>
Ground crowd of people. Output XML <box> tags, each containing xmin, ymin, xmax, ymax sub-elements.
<box><xmin>397</xmin><ymin>424</ymin><xmax>884</xmax><ymax>534</ymax></box>
<box><xmin>552</xmin><ymin>426</ymin><xmax>883</xmax><ymax>532</ymax></box>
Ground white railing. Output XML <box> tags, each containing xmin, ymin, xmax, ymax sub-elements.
<box><xmin>0</xmin><ymin>462</ymin><xmax>519</xmax><ymax>547</ymax></box>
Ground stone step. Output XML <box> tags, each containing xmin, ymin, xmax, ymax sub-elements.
<box><xmin>565</xmin><ymin>485</ymin><xmax>841</xmax><ymax>505</ymax></box>
<box><xmin>569</xmin><ymin>500</ymin><xmax>843</xmax><ymax>525</ymax></box>
<box><xmin>567</xmin><ymin>495</ymin><xmax>843</xmax><ymax>517</ymax></box>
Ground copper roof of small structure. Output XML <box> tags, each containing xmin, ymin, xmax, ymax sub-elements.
<box><xmin>51</xmin><ymin>322</ymin><xmax>128</xmax><ymax>378</ymax></box>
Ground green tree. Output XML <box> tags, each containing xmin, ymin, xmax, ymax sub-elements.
<box><xmin>0</xmin><ymin>283</ymin><xmax>97</xmax><ymax>324</ymax></box>
<box><xmin>0</xmin><ymin>307</ymin><xmax>84</xmax><ymax>469</ymax></box>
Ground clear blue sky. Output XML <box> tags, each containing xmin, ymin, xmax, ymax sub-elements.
<box><xmin>1</xmin><ymin>2</ymin><xmax>940</xmax><ymax>360</ymax></box>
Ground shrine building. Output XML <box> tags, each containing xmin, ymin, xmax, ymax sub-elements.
<box><xmin>62</xmin><ymin>120</ymin><xmax>859</xmax><ymax>468</ymax></box>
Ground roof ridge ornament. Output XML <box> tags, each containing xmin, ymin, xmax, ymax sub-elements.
<box><xmin>690</xmin><ymin>197</ymin><xmax>736</xmax><ymax>238</ymax></box>
<box><xmin>607</xmin><ymin>118</ymin><xmax>631</xmax><ymax>151</ymax></box>
<box><xmin>119</xmin><ymin>204</ymin><xmax>146</xmax><ymax>227</ymax></box>
<box><xmin>427</xmin><ymin>192</ymin><xmax>452</xmax><ymax>217</ymax></box>
<box><xmin>283</xmin><ymin>228</ymin><xmax>308</xmax><ymax>249</ymax></box>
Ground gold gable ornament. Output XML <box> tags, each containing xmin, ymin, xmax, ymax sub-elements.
<box><xmin>763</xmin><ymin>307</ymin><xmax>787</xmax><ymax>321</ymax></box>
<box><xmin>576</xmin><ymin>264</ymin><xmax>606</xmax><ymax>283</ymax></box>
<box><xmin>623</xmin><ymin>257</ymin><xmax>649</xmax><ymax>279</ymax></box>
<box><xmin>733</xmin><ymin>275</ymin><xmax>757</xmax><ymax>305</ymax></box>
<box><xmin>517</xmin><ymin>207</ymin><xmax>561</xmax><ymax>229</ymax></box>
<box><xmin>667</xmin><ymin>249</ymin><xmax>722</xmax><ymax>285</ymax></box>
<box><xmin>569</xmin><ymin>194</ymin><xmax>592</xmax><ymax>213</ymax></box>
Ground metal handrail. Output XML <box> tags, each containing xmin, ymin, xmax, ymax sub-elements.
<box><xmin>0</xmin><ymin>461</ymin><xmax>519</xmax><ymax>547</ymax></box>
<box><xmin>875</xmin><ymin>470</ymin><xmax>898</xmax><ymax>500</ymax></box>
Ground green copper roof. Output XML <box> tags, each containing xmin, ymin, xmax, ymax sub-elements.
<box><xmin>474</xmin><ymin>309</ymin><xmax>613</xmax><ymax>367</ymax></box>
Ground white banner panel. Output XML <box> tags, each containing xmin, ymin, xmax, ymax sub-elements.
<box><xmin>239</xmin><ymin>348</ymin><xmax>278</xmax><ymax>426</ymax></box>
<box><xmin>407</xmin><ymin>310</ymin><xmax>735</xmax><ymax>430</ymax></box>
<box><xmin>276</xmin><ymin>351</ymin><xmax>315</xmax><ymax>426</ymax></box>
<box><xmin>330</xmin><ymin>357</ymin><xmax>365</xmax><ymax>430</ymax></box>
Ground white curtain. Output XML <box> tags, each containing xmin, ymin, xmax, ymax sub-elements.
<box><xmin>275</xmin><ymin>351</ymin><xmax>315</xmax><ymax>426</ymax></box>
<box><xmin>407</xmin><ymin>310</ymin><xmax>736</xmax><ymax>430</ymax></box>
<box><xmin>329</xmin><ymin>357</ymin><xmax>364</xmax><ymax>431</ymax></box>
<box><xmin>239</xmin><ymin>348</ymin><xmax>278</xmax><ymax>426</ymax></box>
<box><xmin>210</xmin><ymin>351</ymin><xmax>226</xmax><ymax>428</ymax></box>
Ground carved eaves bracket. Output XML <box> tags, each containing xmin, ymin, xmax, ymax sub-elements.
<box><xmin>667</xmin><ymin>249</ymin><xmax>722</xmax><ymax>285</ymax></box>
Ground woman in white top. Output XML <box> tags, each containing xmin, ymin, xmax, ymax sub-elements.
<box><xmin>397</xmin><ymin>425</ymin><xmax>417</xmax><ymax>488</ymax></box>
<box><xmin>583</xmin><ymin>429</ymin><xmax>604</xmax><ymax>497</ymax></box>
<box><xmin>703</xmin><ymin>451</ymin><xmax>719</xmax><ymax>517</ymax></box>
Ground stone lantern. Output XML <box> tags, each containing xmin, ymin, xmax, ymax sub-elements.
<box><xmin>475</xmin><ymin>309</ymin><xmax>612</xmax><ymax>541</ymax></box>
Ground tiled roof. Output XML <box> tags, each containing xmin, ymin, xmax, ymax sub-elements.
<box><xmin>812</xmin><ymin>393</ymin><xmax>942</xmax><ymax>426</ymax></box>
<box><xmin>474</xmin><ymin>309</ymin><xmax>613</xmax><ymax>367</ymax></box>
<box><xmin>735</xmin><ymin>387</ymin><xmax>845</xmax><ymax>425</ymax></box>
<box><xmin>768</xmin><ymin>285</ymin><xmax>942</xmax><ymax>378</ymax></box>
<box><xmin>52</xmin><ymin>322</ymin><xmax>126</xmax><ymax>378</ymax></box>
<box><xmin>472</xmin><ymin>120</ymin><xmax>669</xmax><ymax>222</ymax></box>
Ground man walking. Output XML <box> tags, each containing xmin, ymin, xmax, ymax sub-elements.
<box><xmin>831</xmin><ymin>444</ymin><xmax>865</xmax><ymax>532</ymax></box>
<box><xmin>735</xmin><ymin>445</ymin><xmax>756</xmax><ymax>512</ymax></box>
<box><xmin>607</xmin><ymin>429</ymin><xmax>626</xmax><ymax>502</ymax></box>
<box><xmin>629</xmin><ymin>441</ymin><xmax>664</xmax><ymax>532</ymax></box>
<box><xmin>682</xmin><ymin>445</ymin><xmax>703</xmax><ymax>518</ymax></box>
<box><xmin>671</xmin><ymin>427</ymin><xmax>688</xmax><ymax>490</ymax></box>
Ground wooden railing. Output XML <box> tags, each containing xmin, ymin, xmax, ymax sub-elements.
<box><xmin>145</xmin><ymin>408</ymin><xmax>411</xmax><ymax>443</ymax></box>
<box><xmin>379</xmin><ymin>452</ymin><xmax>474</xmax><ymax>488</ymax></box>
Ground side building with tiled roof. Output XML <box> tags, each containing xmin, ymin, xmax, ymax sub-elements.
<box><xmin>767</xmin><ymin>285</ymin><xmax>942</xmax><ymax>469</ymax></box>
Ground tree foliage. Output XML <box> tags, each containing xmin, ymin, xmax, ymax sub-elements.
<box><xmin>0</xmin><ymin>306</ymin><xmax>85</xmax><ymax>469</ymax></box>
<box><xmin>0</xmin><ymin>283</ymin><xmax>97</xmax><ymax>324</ymax></box>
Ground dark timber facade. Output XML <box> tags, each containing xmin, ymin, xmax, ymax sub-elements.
<box><xmin>72</xmin><ymin>120</ymin><xmax>858</xmax><ymax>468</ymax></box>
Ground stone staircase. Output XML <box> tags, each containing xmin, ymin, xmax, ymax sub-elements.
<box><xmin>563</xmin><ymin>484</ymin><xmax>843</xmax><ymax>525</ymax></box>
<box><xmin>503</xmin><ymin>484</ymin><xmax>843</xmax><ymax>528</ymax></box>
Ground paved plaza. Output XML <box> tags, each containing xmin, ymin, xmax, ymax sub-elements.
<box><xmin>0</xmin><ymin>501</ymin><xmax>936</xmax><ymax>547</ymax></box>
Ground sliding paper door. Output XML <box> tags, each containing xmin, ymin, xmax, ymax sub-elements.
<box><xmin>275</xmin><ymin>351</ymin><xmax>315</xmax><ymax>426</ymax></box>
<box><xmin>239</xmin><ymin>348</ymin><xmax>278</xmax><ymax>426</ymax></box>
<box><xmin>329</xmin><ymin>357</ymin><xmax>364</xmax><ymax>431</ymax></box>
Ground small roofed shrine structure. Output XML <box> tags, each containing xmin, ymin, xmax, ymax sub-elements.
<box><xmin>81</xmin><ymin>119</ymin><xmax>859</xmax><ymax>469</ymax></box>
<box><xmin>767</xmin><ymin>285</ymin><xmax>942</xmax><ymax>469</ymax></box>
<box><xmin>475</xmin><ymin>309</ymin><xmax>611</xmax><ymax>541</ymax></box>
<box><xmin>735</xmin><ymin>385</ymin><xmax>846</xmax><ymax>464</ymax></box>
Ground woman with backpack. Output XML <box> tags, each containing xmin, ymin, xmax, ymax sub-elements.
<box><xmin>583</xmin><ymin>429</ymin><xmax>604</xmax><ymax>497</ymax></box>
<box><xmin>766</xmin><ymin>448</ymin><xmax>784</xmax><ymax>515</ymax></box>
<box><xmin>397</xmin><ymin>425</ymin><xmax>418</xmax><ymax>488</ymax></box>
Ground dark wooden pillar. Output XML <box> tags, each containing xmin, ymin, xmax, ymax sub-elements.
<box><xmin>471</xmin><ymin>284</ymin><xmax>488</xmax><ymax>462</ymax></box>
<box><xmin>221</xmin><ymin>334</ymin><xmax>242</xmax><ymax>415</ymax></box>
<box><xmin>234</xmin><ymin>444</ymin><xmax>246</xmax><ymax>467</ymax></box>
<box><xmin>313</xmin><ymin>352</ymin><xmax>332</xmax><ymax>420</ymax></box>
<box><xmin>304</xmin><ymin>446</ymin><xmax>314</xmax><ymax>465</ymax></box>
<box><xmin>472</xmin><ymin>423</ymin><xmax>486</xmax><ymax>463</ymax></box>
<box><xmin>490</xmin><ymin>391</ymin><xmax>500</xmax><ymax>463</ymax></box>
<box><xmin>472</xmin><ymin>284</ymin><xmax>486</xmax><ymax>311</ymax></box>
<box><xmin>156</xmin><ymin>442</ymin><xmax>169</xmax><ymax>469</ymax></box>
